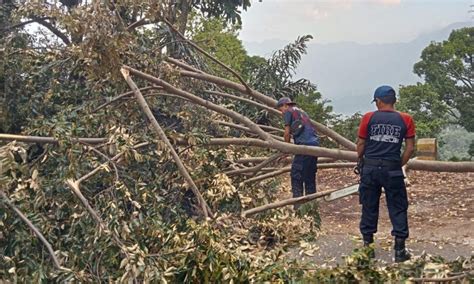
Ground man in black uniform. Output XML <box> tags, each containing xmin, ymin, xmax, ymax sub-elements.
<box><xmin>357</xmin><ymin>86</ymin><xmax>415</xmax><ymax>262</ymax></box>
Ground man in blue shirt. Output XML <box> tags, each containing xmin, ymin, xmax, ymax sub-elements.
<box><xmin>276</xmin><ymin>97</ymin><xmax>320</xmax><ymax>204</ymax></box>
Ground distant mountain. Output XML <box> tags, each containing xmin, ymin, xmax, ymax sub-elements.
<box><xmin>243</xmin><ymin>22</ymin><xmax>472</xmax><ymax>115</ymax></box>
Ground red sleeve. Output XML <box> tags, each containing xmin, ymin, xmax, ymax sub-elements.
<box><xmin>399</xmin><ymin>112</ymin><xmax>416</xmax><ymax>138</ymax></box>
<box><xmin>358</xmin><ymin>112</ymin><xmax>374</xmax><ymax>139</ymax></box>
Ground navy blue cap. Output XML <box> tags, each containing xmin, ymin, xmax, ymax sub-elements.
<box><xmin>276</xmin><ymin>97</ymin><xmax>296</xmax><ymax>108</ymax></box>
<box><xmin>372</xmin><ymin>85</ymin><xmax>396</xmax><ymax>103</ymax></box>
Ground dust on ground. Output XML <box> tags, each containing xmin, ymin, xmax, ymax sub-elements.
<box><xmin>285</xmin><ymin>168</ymin><xmax>474</xmax><ymax>264</ymax></box>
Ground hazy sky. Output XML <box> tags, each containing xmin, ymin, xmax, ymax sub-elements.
<box><xmin>240</xmin><ymin>0</ymin><xmax>473</xmax><ymax>44</ymax></box>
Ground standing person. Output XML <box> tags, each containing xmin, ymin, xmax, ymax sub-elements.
<box><xmin>276</xmin><ymin>97</ymin><xmax>320</xmax><ymax>205</ymax></box>
<box><xmin>356</xmin><ymin>85</ymin><xmax>415</xmax><ymax>262</ymax></box>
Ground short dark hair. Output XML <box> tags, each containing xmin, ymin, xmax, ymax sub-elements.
<box><xmin>379</xmin><ymin>94</ymin><xmax>396</xmax><ymax>104</ymax></box>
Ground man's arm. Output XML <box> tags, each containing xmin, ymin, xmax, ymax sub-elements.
<box><xmin>401</xmin><ymin>138</ymin><xmax>415</xmax><ymax>166</ymax></box>
<box><xmin>356</xmin><ymin>138</ymin><xmax>365</xmax><ymax>159</ymax></box>
<box><xmin>284</xmin><ymin>125</ymin><xmax>291</xmax><ymax>143</ymax></box>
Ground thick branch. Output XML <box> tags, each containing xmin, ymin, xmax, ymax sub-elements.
<box><xmin>242</xmin><ymin>188</ymin><xmax>341</xmax><ymax>217</ymax></box>
<box><xmin>120</xmin><ymin>68</ymin><xmax>211</xmax><ymax>218</ymax></box>
<box><xmin>0</xmin><ymin>191</ymin><xmax>64</xmax><ymax>270</ymax></box>
<box><xmin>235</xmin><ymin>156</ymin><xmax>335</xmax><ymax>164</ymax></box>
<box><xmin>242</xmin><ymin>163</ymin><xmax>357</xmax><ymax>184</ymax></box>
<box><xmin>123</xmin><ymin>66</ymin><xmax>273</xmax><ymax>141</ymax></box>
<box><xmin>175</xmin><ymin>67</ymin><xmax>356</xmax><ymax>150</ymax></box>
<box><xmin>0</xmin><ymin>134</ymin><xmax>106</xmax><ymax>145</ymax></box>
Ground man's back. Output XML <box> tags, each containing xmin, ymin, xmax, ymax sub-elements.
<box><xmin>358</xmin><ymin>110</ymin><xmax>415</xmax><ymax>161</ymax></box>
<box><xmin>283</xmin><ymin>107</ymin><xmax>320</xmax><ymax>146</ymax></box>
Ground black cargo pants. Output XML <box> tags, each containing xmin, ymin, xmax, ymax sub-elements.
<box><xmin>358</xmin><ymin>165</ymin><xmax>409</xmax><ymax>239</ymax></box>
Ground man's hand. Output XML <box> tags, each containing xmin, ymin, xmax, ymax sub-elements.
<box><xmin>401</xmin><ymin>138</ymin><xmax>415</xmax><ymax>166</ymax></box>
<box><xmin>277</xmin><ymin>154</ymin><xmax>290</xmax><ymax>163</ymax></box>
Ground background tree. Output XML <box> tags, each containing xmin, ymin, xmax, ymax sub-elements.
<box><xmin>413</xmin><ymin>27</ymin><xmax>473</xmax><ymax>131</ymax></box>
<box><xmin>397</xmin><ymin>83</ymin><xmax>450</xmax><ymax>138</ymax></box>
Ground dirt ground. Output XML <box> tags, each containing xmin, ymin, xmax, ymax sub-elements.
<box><xmin>288</xmin><ymin>168</ymin><xmax>474</xmax><ymax>264</ymax></box>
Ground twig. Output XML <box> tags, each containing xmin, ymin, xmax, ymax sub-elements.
<box><xmin>225</xmin><ymin>153</ymin><xmax>283</xmax><ymax>176</ymax></box>
<box><xmin>77</xmin><ymin>142</ymin><xmax>150</xmax><ymax>184</ymax></box>
<box><xmin>81</xmin><ymin>143</ymin><xmax>120</xmax><ymax>182</ymax></box>
<box><xmin>0</xmin><ymin>191</ymin><xmax>66</xmax><ymax>270</ymax></box>
<box><xmin>410</xmin><ymin>270</ymin><xmax>474</xmax><ymax>283</ymax></box>
<box><xmin>93</xmin><ymin>86</ymin><xmax>160</xmax><ymax>112</ymax></box>
<box><xmin>120</xmin><ymin>68</ymin><xmax>212</xmax><ymax>218</ymax></box>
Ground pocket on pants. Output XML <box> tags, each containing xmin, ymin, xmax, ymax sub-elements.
<box><xmin>360</xmin><ymin>167</ymin><xmax>374</xmax><ymax>186</ymax></box>
<box><xmin>387</xmin><ymin>170</ymin><xmax>404</xmax><ymax>190</ymax></box>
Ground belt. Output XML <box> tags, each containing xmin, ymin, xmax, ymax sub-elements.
<box><xmin>363</xmin><ymin>158</ymin><xmax>401</xmax><ymax>168</ymax></box>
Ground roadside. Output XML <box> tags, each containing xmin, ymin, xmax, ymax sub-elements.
<box><xmin>286</xmin><ymin>168</ymin><xmax>474</xmax><ymax>264</ymax></box>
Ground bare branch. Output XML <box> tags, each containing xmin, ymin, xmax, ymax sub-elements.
<box><xmin>120</xmin><ymin>68</ymin><xmax>212</xmax><ymax>218</ymax></box>
<box><xmin>235</xmin><ymin>156</ymin><xmax>335</xmax><ymax>164</ymax></box>
<box><xmin>410</xmin><ymin>271</ymin><xmax>474</xmax><ymax>283</ymax></box>
<box><xmin>225</xmin><ymin>153</ymin><xmax>283</xmax><ymax>176</ymax></box>
<box><xmin>81</xmin><ymin>144</ymin><xmax>120</xmax><ymax>182</ymax></box>
<box><xmin>213</xmin><ymin>120</ymin><xmax>284</xmax><ymax>141</ymax></box>
<box><xmin>242</xmin><ymin>188</ymin><xmax>341</xmax><ymax>217</ymax></box>
<box><xmin>0</xmin><ymin>134</ymin><xmax>106</xmax><ymax>145</ymax></box>
<box><xmin>242</xmin><ymin>163</ymin><xmax>357</xmax><ymax>184</ymax></box>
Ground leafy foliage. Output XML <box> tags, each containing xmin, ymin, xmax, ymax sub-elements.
<box><xmin>1</xmin><ymin>1</ymin><xmax>471</xmax><ymax>282</ymax></box>
<box><xmin>397</xmin><ymin>83</ymin><xmax>450</xmax><ymax>138</ymax></box>
<box><xmin>412</xmin><ymin>27</ymin><xmax>474</xmax><ymax>132</ymax></box>
<box><xmin>329</xmin><ymin>112</ymin><xmax>363</xmax><ymax>145</ymax></box>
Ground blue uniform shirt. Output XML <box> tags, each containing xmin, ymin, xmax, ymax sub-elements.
<box><xmin>358</xmin><ymin>110</ymin><xmax>416</xmax><ymax>161</ymax></box>
<box><xmin>283</xmin><ymin>107</ymin><xmax>320</xmax><ymax>146</ymax></box>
